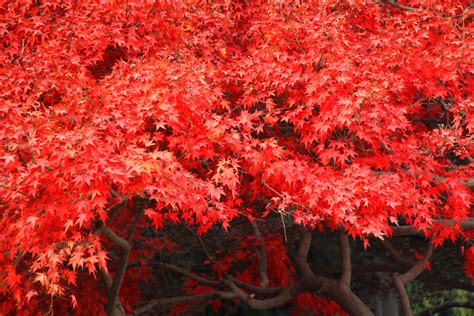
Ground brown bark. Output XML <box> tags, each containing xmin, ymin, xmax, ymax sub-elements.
<box><xmin>156</xmin><ymin>262</ymin><xmax>221</xmax><ymax>288</ymax></box>
<box><xmin>307</xmin><ymin>275</ymin><xmax>374</xmax><ymax>316</ymax></box>
<box><xmin>92</xmin><ymin>193</ymin><xmax>129</xmax><ymax>316</ymax></box>
<box><xmin>135</xmin><ymin>230</ymin><xmax>374</xmax><ymax>315</ymax></box>
<box><xmin>228</xmin><ymin>276</ymin><xmax>284</xmax><ymax>297</ymax></box>
<box><xmin>228</xmin><ymin>231</ymin><xmax>374</xmax><ymax>315</ymax></box>
<box><xmin>392</xmin><ymin>273</ymin><xmax>413</xmax><ymax>316</ymax></box>
<box><xmin>392</xmin><ymin>243</ymin><xmax>433</xmax><ymax>316</ymax></box>
<box><xmin>391</xmin><ymin>217</ymin><xmax>474</xmax><ymax>237</ymax></box>
<box><xmin>339</xmin><ymin>232</ymin><xmax>351</xmax><ymax>287</ymax></box>
<box><xmin>227</xmin><ymin>281</ymin><xmax>304</xmax><ymax>310</ymax></box>
<box><xmin>105</xmin><ymin>209</ymin><xmax>144</xmax><ymax>316</ymax></box>
<box><xmin>416</xmin><ymin>300</ymin><xmax>474</xmax><ymax>316</ymax></box>
<box><xmin>294</xmin><ymin>230</ymin><xmax>313</xmax><ymax>277</ymax></box>
<box><xmin>102</xmin><ymin>226</ymin><xmax>131</xmax><ymax>251</ymax></box>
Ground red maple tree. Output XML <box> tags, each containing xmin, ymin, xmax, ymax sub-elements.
<box><xmin>0</xmin><ymin>0</ymin><xmax>473</xmax><ymax>315</ymax></box>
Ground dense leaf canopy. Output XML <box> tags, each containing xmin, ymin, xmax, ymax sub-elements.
<box><xmin>0</xmin><ymin>0</ymin><xmax>472</xmax><ymax>314</ymax></box>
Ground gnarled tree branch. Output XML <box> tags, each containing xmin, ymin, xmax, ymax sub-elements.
<box><xmin>392</xmin><ymin>243</ymin><xmax>433</xmax><ymax>316</ymax></box>
<box><xmin>135</xmin><ymin>229</ymin><xmax>374</xmax><ymax>315</ymax></box>
<box><xmin>416</xmin><ymin>300</ymin><xmax>474</xmax><ymax>316</ymax></box>
<box><xmin>226</xmin><ymin>280</ymin><xmax>303</xmax><ymax>310</ymax></box>
<box><xmin>391</xmin><ymin>217</ymin><xmax>474</xmax><ymax>237</ymax></box>
<box><xmin>339</xmin><ymin>232</ymin><xmax>351</xmax><ymax>287</ymax></box>
<box><xmin>295</xmin><ymin>230</ymin><xmax>313</xmax><ymax>278</ymax></box>
<box><xmin>105</xmin><ymin>208</ymin><xmax>144</xmax><ymax>316</ymax></box>
<box><xmin>102</xmin><ymin>226</ymin><xmax>131</xmax><ymax>251</ymax></box>
<box><xmin>228</xmin><ymin>276</ymin><xmax>284</xmax><ymax>298</ymax></box>
<box><xmin>155</xmin><ymin>262</ymin><xmax>221</xmax><ymax>288</ymax></box>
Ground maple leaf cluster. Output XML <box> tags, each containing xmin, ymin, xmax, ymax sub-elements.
<box><xmin>0</xmin><ymin>0</ymin><xmax>472</xmax><ymax>314</ymax></box>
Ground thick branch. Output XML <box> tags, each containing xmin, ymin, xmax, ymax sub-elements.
<box><xmin>391</xmin><ymin>217</ymin><xmax>474</xmax><ymax>237</ymax></box>
<box><xmin>90</xmin><ymin>192</ymin><xmax>128</xmax><ymax>315</ymax></box>
<box><xmin>225</xmin><ymin>229</ymin><xmax>372</xmax><ymax>314</ymax></box>
<box><xmin>99</xmin><ymin>268</ymin><xmax>113</xmax><ymax>296</ymax></box>
<box><xmin>228</xmin><ymin>276</ymin><xmax>284</xmax><ymax>298</ymax></box>
<box><xmin>392</xmin><ymin>273</ymin><xmax>413</xmax><ymax>316</ymax></box>
<box><xmin>105</xmin><ymin>247</ymin><xmax>130</xmax><ymax>315</ymax></box>
<box><xmin>295</xmin><ymin>231</ymin><xmax>313</xmax><ymax>278</ymax></box>
<box><xmin>433</xmin><ymin>271</ymin><xmax>474</xmax><ymax>292</ymax></box>
<box><xmin>199</xmin><ymin>233</ymin><xmax>299</xmax><ymax>308</ymax></box>
<box><xmin>392</xmin><ymin>243</ymin><xmax>433</xmax><ymax>316</ymax></box>
<box><xmin>339</xmin><ymin>232</ymin><xmax>351</xmax><ymax>287</ymax></box>
<box><xmin>226</xmin><ymin>280</ymin><xmax>303</xmax><ymax>310</ymax></box>
<box><xmin>105</xmin><ymin>209</ymin><xmax>144</xmax><ymax>315</ymax></box>
<box><xmin>416</xmin><ymin>300</ymin><xmax>474</xmax><ymax>316</ymax></box>
<box><xmin>306</xmin><ymin>274</ymin><xmax>375</xmax><ymax>315</ymax></box>
<box><xmin>155</xmin><ymin>260</ymin><xmax>282</xmax><ymax>298</ymax></box>
<box><xmin>399</xmin><ymin>243</ymin><xmax>433</xmax><ymax>283</ymax></box>
<box><xmin>102</xmin><ymin>226</ymin><xmax>131</xmax><ymax>251</ymax></box>
<box><xmin>143</xmin><ymin>228</ymin><xmax>373</xmax><ymax>315</ymax></box>
<box><xmin>251</xmin><ymin>221</ymin><xmax>269</xmax><ymax>287</ymax></box>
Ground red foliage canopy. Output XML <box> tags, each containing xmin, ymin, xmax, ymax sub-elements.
<box><xmin>0</xmin><ymin>0</ymin><xmax>472</xmax><ymax>314</ymax></box>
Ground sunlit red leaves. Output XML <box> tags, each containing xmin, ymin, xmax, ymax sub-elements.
<box><xmin>0</xmin><ymin>0</ymin><xmax>472</xmax><ymax>313</ymax></box>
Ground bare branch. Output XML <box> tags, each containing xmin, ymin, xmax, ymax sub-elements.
<box><xmin>226</xmin><ymin>280</ymin><xmax>303</xmax><ymax>310</ymax></box>
<box><xmin>145</xmin><ymin>229</ymin><xmax>373</xmax><ymax>315</ymax></box>
<box><xmin>155</xmin><ymin>259</ymin><xmax>284</xmax><ymax>298</ymax></box>
<box><xmin>198</xmin><ymin>236</ymin><xmax>230</xmax><ymax>278</ymax></box>
<box><xmin>131</xmin><ymin>291</ymin><xmax>237</xmax><ymax>315</ymax></box>
<box><xmin>155</xmin><ymin>259</ymin><xmax>284</xmax><ymax>299</ymax></box>
<box><xmin>295</xmin><ymin>230</ymin><xmax>313</xmax><ymax>278</ymax></box>
<box><xmin>251</xmin><ymin>221</ymin><xmax>269</xmax><ymax>287</ymax></box>
<box><xmin>391</xmin><ymin>225</ymin><xmax>422</xmax><ymax>237</ymax></box>
<box><xmin>433</xmin><ymin>271</ymin><xmax>474</xmax><ymax>292</ymax></box>
<box><xmin>392</xmin><ymin>273</ymin><xmax>413</xmax><ymax>316</ymax></box>
<box><xmin>105</xmin><ymin>208</ymin><xmax>144</xmax><ymax>315</ymax></box>
<box><xmin>228</xmin><ymin>276</ymin><xmax>285</xmax><ymax>298</ymax></box>
<box><xmin>399</xmin><ymin>243</ymin><xmax>433</xmax><ymax>284</ymax></box>
<box><xmin>339</xmin><ymin>232</ymin><xmax>351</xmax><ymax>287</ymax></box>
<box><xmin>102</xmin><ymin>226</ymin><xmax>131</xmax><ymax>251</ymax></box>
<box><xmin>416</xmin><ymin>300</ymin><xmax>474</xmax><ymax>316</ymax></box>
<box><xmin>99</xmin><ymin>268</ymin><xmax>113</xmax><ymax>296</ymax></box>
<box><xmin>109</xmin><ymin>188</ymin><xmax>121</xmax><ymax>197</ymax></box>
<box><xmin>391</xmin><ymin>217</ymin><xmax>474</xmax><ymax>237</ymax></box>
<box><xmin>105</xmin><ymin>247</ymin><xmax>130</xmax><ymax>315</ymax></box>
<box><xmin>392</xmin><ymin>243</ymin><xmax>434</xmax><ymax>316</ymax></box>
<box><xmin>89</xmin><ymin>192</ymin><xmax>128</xmax><ymax>315</ymax></box>
<box><xmin>155</xmin><ymin>262</ymin><xmax>221</xmax><ymax>288</ymax></box>
<box><xmin>306</xmin><ymin>274</ymin><xmax>374</xmax><ymax>315</ymax></box>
